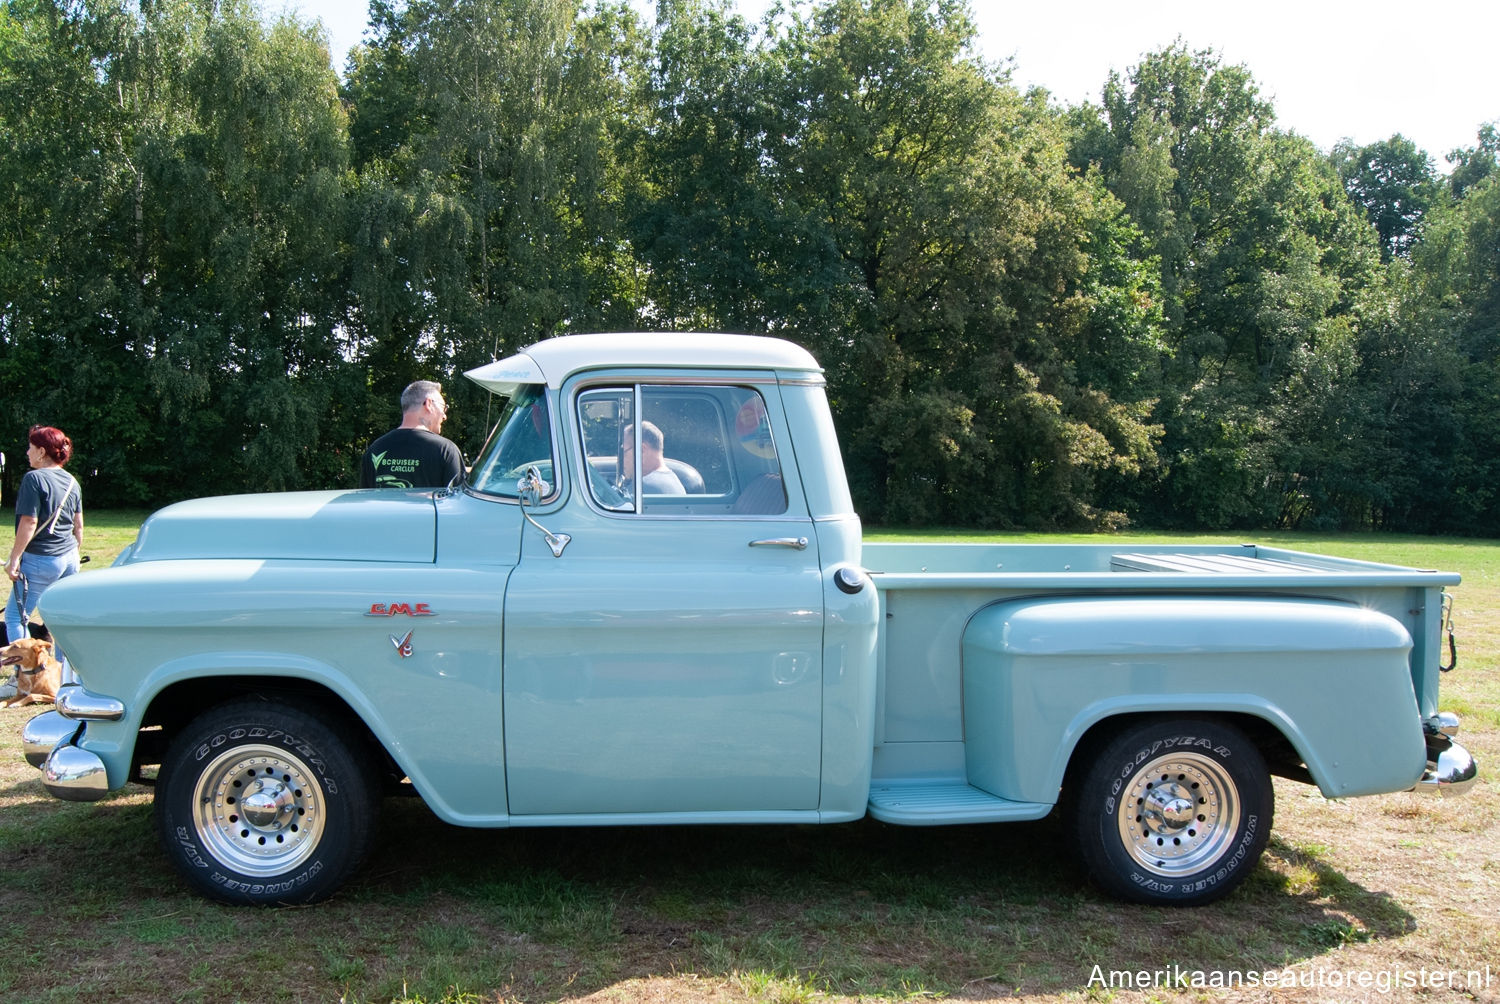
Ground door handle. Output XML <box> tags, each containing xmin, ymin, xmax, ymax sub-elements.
<box><xmin>749</xmin><ymin>536</ymin><xmax>809</xmax><ymax>550</ymax></box>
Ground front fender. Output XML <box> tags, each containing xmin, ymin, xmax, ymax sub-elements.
<box><xmin>60</xmin><ymin>648</ymin><xmax>501</xmax><ymax>824</ymax></box>
<box><xmin>40</xmin><ymin>559</ymin><xmax>513</xmax><ymax>824</ymax></box>
<box><xmin>962</xmin><ymin>595</ymin><xmax>1422</xmax><ymax>803</ymax></box>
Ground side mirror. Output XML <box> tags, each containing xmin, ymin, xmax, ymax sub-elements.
<box><xmin>516</xmin><ymin>465</ymin><xmax>570</xmax><ymax>557</ymax></box>
<box><xmin>516</xmin><ymin>466</ymin><xmax>550</xmax><ymax>507</ymax></box>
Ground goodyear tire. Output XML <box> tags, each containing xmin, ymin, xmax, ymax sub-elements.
<box><xmin>1065</xmin><ymin>717</ymin><xmax>1273</xmax><ymax>906</ymax></box>
<box><xmin>155</xmin><ymin>700</ymin><xmax>378</xmax><ymax>905</ymax></box>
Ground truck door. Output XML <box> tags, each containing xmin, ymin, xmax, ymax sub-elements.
<box><xmin>502</xmin><ymin>379</ymin><xmax>825</xmax><ymax>817</ymax></box>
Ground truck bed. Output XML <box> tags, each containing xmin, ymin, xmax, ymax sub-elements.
<box><xmin>861</xmin><ymin>541</ymin><xmax>1458</xmax><ymax>793</ymax></box>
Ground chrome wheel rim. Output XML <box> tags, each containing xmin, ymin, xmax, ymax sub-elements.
<box><xmin>191</xmin><ymin>744</ymin><xmax>326</xmax><ymax>877</ymax></box>
<box><xmin>1116</xmin><ymin>751</ymin><xmax>1239</xmax><ymax>877</ymax></box>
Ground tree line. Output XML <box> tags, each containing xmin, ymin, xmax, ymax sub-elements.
<box><xmin>2</xmin><ymin>0</ymin><xmax>1498</xmax><ymax>532</ymax></box>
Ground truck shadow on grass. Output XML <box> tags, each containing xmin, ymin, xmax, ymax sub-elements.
<box><xmin>336</xmin><ymin>798</ymin><xmax>1420</xmax><ymax>999</ymax></box>
<box><xmin>0</xmin><ymin>786</ymin><xmax>1419</xmax><ymax>1002</ymax></box>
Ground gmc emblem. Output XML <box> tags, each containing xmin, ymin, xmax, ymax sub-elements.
<box><xmin>365</xmin><ymin>602</ymin><xmax>436</xmax><ymax>617</ymax></box>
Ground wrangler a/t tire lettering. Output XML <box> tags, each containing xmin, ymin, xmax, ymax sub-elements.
<box><xmin>1065</xmin><ymin>717</ymin><xmax>1273</xmax><ymax>906</ymax></box>
<box><xmin>155</xmin><ymin>701</ymin><xmax>378</xmax><ymax>906</ymax></box>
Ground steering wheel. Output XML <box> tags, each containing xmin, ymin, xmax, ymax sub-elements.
<box><xmin>588</xmin><ymin>464</ymin><xmax>631</xmax><ymax>510</ymax></box>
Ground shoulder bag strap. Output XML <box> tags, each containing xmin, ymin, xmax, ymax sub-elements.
<box><xmin>39</xmin><ymin>475</ymin><xmax>76</xmax><ymax>537</ymax></box>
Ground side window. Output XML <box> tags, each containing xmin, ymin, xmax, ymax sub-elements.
<box><xmin>576</xmin><ymin>384</ymin><xmax>788</xmax><ymax>516</ymax></box>
<box><xmin>577</xmin><ymin>387</ymin><xmax>634</xmax><ymax>511</ymax></box>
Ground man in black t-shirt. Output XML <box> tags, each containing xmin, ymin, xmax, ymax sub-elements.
<box><xmin>360</xmin><ymin>380</ymin><xmax>465</xmax><ymax>489</ymax></box>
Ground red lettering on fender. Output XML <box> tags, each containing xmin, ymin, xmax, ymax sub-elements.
<box><xmin>365</xmin><ymin>602</ymin><xmax>436</xmax><ymax>617</ymax></box>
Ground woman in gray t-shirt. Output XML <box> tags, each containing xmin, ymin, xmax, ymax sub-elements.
<box><xmin>4</xmin><ymin>425</ymin><xmax>82</xmax><ymax>644</ymax></box>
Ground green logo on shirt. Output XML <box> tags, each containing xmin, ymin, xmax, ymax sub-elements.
<box><xmin>373</xmin><ymin>451</ymin><xmax>420</xmax><ymax>474</ymax></box>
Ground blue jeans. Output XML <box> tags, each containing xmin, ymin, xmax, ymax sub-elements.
<box><xmin>5</xmin><ymin>549</ymin><xmax>80</xmax><ymax>643</ymax></box>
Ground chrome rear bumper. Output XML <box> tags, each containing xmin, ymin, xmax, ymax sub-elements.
<box><xmin>1412</xmin><ymin>722</ymin><xmax>1478</xmax><ymax>796</ymax></box>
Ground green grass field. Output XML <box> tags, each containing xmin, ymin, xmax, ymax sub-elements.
<box><xmin>0</xmin><ymin>516</ymin><xmax>1494</xmax><ymax>1003</ymax></box>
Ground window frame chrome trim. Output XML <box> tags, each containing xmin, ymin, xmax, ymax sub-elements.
<box><xmin>568</xmin><ymin>374</ymin><xmax>800</xmax><ymax>522</ymax></box>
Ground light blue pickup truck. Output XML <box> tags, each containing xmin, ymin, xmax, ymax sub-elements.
<box><xmin>22</xmin><ymin>333</ymin><xmax>1476</xmax><ymax>906</ymax></box>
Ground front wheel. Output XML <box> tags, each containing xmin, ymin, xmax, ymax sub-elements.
<box><xmin>1064</xmin><ymin>717</ymin><xmax>1273</xmax><ymax>906</ymax></box>
<box><xmin>155</xmin><ymin>700</ymin><xmax>378</xmax><ymax>905</ymax></box>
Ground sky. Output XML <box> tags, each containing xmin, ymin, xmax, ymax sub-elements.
<box><xmin>283</xmin><ymin>0</ymin><xmax>1498</xmax><ymax>165</ymax></box>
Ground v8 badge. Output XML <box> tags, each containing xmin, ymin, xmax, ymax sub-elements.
<box><xmin>390</xmin><ymin>630</ymin><xmax>413</xmax><ymax>658</ymax></box>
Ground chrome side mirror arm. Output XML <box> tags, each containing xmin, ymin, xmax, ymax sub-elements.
<box><xmin>516</xmin><ymin>466</ymin><xmax>571</xmax><ymax>557</ymax></box>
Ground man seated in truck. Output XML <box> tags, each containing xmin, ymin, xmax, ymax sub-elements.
<box><xmin>619</xmin><ymin>422</ymin><xmax>685</xmax><ymax>495</ymax></box>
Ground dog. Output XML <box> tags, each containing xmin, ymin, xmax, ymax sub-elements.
<box><xmin>1</xmin><ymin>637</ymin><xmax>62</xmax><ymax>708</ymax></box>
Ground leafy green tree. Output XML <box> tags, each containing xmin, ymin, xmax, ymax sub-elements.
<box><xmin>1413</xmin><ymin>175</ymin><xmax>1500</xmax><ymax>531</ymax></box>
<box><xmin>1346</xmin><ymin>272</ymin><xmax>1464</xmax><ymax>531</ymax></box>
<box><xmin>127</xmin><ymin>2</ymin><xmax>361</xmax><ymax>493</ymax></box>
<box><xmin>1077</xmin><ymin>44</ymin><xmax>1388</xmax><ymax>528</ymax></box>
<box><xmin>1332</xmin><ymin>134</ymin><xmax>1438</xmax><ymax>260</ymax></box>
<box><xmin>7</xmin><ymin>0</ymin><xmax>1492</xmax><ymax>535</ymax></box>
<box><xmin>750</xmin><ymin>0</ymin><xmax>1160</xmax><ymax>527</ymax></box>
<box><xmin>1</xmin><ymin>0</ymin><xmax>361</xmax><ymax>502</ymax></box>
<box><xmin>1447</xmin><ymin>122</ymin><xmax>1498</xmax><ymax>200</ymax></box>
<box><xmin>0</xmin><ymin>0</ymin><xmax>138</xmax><ymax>498</ymax></box>
<box><xmin>343</xmin><ymin>0</ymin><xmax>643</xmax><ymax>452</ymax></box>
<box><xmin>629</xmin><ymin>0</ymin><xmax>780</xmax><ymax>330</ymax></box>
<box><xmin>344</xmin><ymin>0</ymin><xmax>422</xmax><ymax>168</ymax></box>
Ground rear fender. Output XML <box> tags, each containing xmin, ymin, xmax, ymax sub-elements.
<box><xmin>962</xmin><ymin>595</ymin><xmax>1422</xmax><ymax>803</ymax></box>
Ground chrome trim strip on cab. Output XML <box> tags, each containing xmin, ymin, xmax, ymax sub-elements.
<box><xmin>775</xmin><ymin>376</ymin><xmax>828</xmax><ymax>387</ymax></box>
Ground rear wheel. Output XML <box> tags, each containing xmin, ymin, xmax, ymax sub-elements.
<box><xmin>1065</xmin><ymin>717</ymin><xmax>1273</xmax><ymax>906</ymax></box>
<box><xmin>155</xmin><ymin>700</ymin><xmax>378</xmax><ymax>905</ymax></box>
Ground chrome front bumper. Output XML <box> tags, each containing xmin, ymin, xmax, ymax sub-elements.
<box><xmin>22</xmin><ymin>710</ymin><xmax>111</xmax><ymax>801</ymax></box>
<box><xmin>20</xmin><ymin>683</ymin><xmax>124</xmax><ymax>802</ymax></box>
<box><xmin>1412</xmin><ymin>714</ymin><xmax>1479</xmax><ymax>796</ymax></box>
<box><xmin>21</xmin><ymin>709</ymin><xmax>78</xmax><ymax>767</ymax></box>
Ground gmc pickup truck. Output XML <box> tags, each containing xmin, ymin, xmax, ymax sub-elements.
<box><xmin>21</xmin><ymin>333</ymin><xmax>1477</xmax><ymax>907</ymax></box>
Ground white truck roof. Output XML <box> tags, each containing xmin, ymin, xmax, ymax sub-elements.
<box><xmin>464</xmin><ymin>332</ymin><xmax>822</xmax><ymax>394</ymax></box>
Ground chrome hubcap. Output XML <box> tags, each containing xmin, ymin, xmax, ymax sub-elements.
<box><xmin>240</xmin><ymin>776</ymin><xmax>298</xmax><ymax>829</ymax></box>
<box><xmin>192</xmin><ymin>745</ymin><xmax>326</xmax><ymax>877</ymax></box>
<box><xmin>1117</xmin><ymin>751</ymin><xmax>1239</xmax><ymax>876</ymax></box>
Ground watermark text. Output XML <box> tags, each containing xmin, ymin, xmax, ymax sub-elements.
<box><xmin>1089</xmin><ymin>963</ymin><xmax>1494</xmax><ymax>994</ymax></box>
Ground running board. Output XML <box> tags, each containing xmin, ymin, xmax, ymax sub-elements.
<box><xmin>867</xmin><ymin>780</ymin><xmax>1053</xmax><ymax>825</ymax></box>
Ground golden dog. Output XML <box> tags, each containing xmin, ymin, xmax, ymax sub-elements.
<box><xmin>1</xmin><ymin>637</ymin><xmax>61</xmax><ymax>708</ymax></box>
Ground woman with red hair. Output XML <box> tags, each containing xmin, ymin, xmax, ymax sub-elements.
<box><xmin>4</xmin><ymin>425</ymin><xmax>83</xmax><ymax>645</ymax></box>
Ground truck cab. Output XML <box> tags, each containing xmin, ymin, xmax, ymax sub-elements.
<box><xmin>462</xmin><ymin>334</ymin><xmax>879</xmax><ymax>822</ymax></box>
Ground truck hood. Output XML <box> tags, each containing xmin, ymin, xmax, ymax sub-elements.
<box><xmin>125</xmin><ymin>490</ymin><xmax>437</xmax><ymax>564</ymax></box>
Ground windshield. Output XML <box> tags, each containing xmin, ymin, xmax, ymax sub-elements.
<box><xmin>466</xmin><ymin>384</ymin><xmax>555</xmax><ymax>498</ymax></box>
